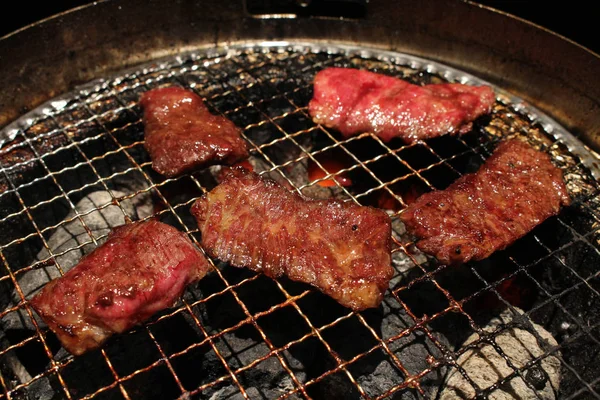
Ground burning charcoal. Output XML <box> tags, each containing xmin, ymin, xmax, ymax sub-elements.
<box><xmin>2</xmin><ymin>46</ymin><xmax>597</xmax><ymax>400</ymax></box>
<box><xmin>245</xmin><ymin>124</ymin><xmax>348</xmax><ymax>200</ymax></box>
<box><xmin>250</xmin><ymin>155</ymin><xmax>346</xmax><ymax>200</ymax></box>
<box><xmin>2</xmin><ymin>190</ymin><xmax>153</xmax><ymax>332</ymax></box>
<box><xmin>207</xmin><ymin>127</ymin><xmax>348</xmax><ymax>201</ymax></box>
<box><xmin>440</xmin><ymin>307</ymin><xmax>560</xmax><ymax>399</ymax></box>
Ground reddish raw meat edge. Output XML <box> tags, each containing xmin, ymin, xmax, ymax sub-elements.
<box><xmin>308</xmin><ymin>67</ymin><xmax>495</xmax><ymax>143</ymax></box>
<box><xmin>30</xmin><ymin>220</ymin><xmax>210</xmax><ymax>355</ymax></box>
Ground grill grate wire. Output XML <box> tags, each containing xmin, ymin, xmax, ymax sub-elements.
<box><xmin>0</xmin><ymin>44</ymin><xmax>599</xmax><ymax>399</ymax></box>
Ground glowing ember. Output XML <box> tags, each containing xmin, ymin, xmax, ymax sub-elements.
<box><xmin>374</xmin><ymin>184</ymin><xmax>425</xmax><ymax>211</ymax></box>
<box><xmin>401</xmin><ymin>185</ymin><xmax>426</xmax><ymax>206</ymax></box>
<box><xmin>377</xmin><ymin>191</ymin><xmax>402</xmax><ymax>211</ymax></box>
<box><xmin>308</xmin><ymin>158</ymin><xmax>352</xmax><ymax>187</ymax></box>
<box><xmin>475</xmin><ymin>275</ymin><xmax>537</xmax><ymax>311</ymax></box>
<box><xmin>496</xmin><ymin>276</ymin><xmax>536</xmax><ymax>309</ymax></box>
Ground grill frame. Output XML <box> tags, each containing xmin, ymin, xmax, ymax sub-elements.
<box><xmin>0</xmin><ymin>43</ymin><xmax>599</xmax><ymax>399</ymax></box>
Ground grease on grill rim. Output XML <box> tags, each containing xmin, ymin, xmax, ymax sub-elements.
<box><xmin>0</xmin><ymin>45</ymin><xmax>599</xmax><ymax>400</ymax></box>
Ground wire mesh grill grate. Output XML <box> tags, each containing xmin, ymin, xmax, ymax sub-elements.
<box><xmin>0</xmin><ymin>43</ymin><xmax>599</xmax><ymax>400</ymax></box>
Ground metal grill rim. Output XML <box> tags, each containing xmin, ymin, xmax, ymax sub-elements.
<box><xmin>0</xmin><ymin>43</ymin><xmax>598</xmax><ymax>400</ymax></box>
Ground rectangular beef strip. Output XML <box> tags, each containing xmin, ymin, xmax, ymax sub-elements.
<box><xmin>400</xmin><ymin>139</ymin><xmax>571</xmax><ymax>265</ymax></box>
<box><xmin>309</xmin><ymin>67</ymin><xmax>495</xmax><ymax>143</ymax></box>
<box><xmin>191</xmin><ymin>167</ymin><xmax>393</xmax><ymax>311</ymax></box>
<box><xmin>140</xmin><ymin>86</ymin><xmax>249</xmax><ymax>177</ymax></box>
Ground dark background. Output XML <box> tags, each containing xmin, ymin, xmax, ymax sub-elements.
<box><xmin>0</xmin><ymin>1</ymin><xmax>598</xmax><ymax>54</ymax></box>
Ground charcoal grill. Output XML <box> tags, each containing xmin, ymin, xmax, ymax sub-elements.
<box><xmin>1</xmin><ymin>2</ymin><xmax>600</xmax><ymax>399</ymax></box>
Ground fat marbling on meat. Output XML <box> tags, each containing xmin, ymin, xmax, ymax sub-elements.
<box><xmin>30</xmin><ymin>220</ymin><xmax>210</xmax><ymax>355</ymax></box>
<box><xmin>400</xmin><ymin>140</ymin><xmax>571</xmax><ymax>265</ymax></box>
<box><xmin>309</xmin><ymin>67</ymin><xmax>495</xmax><ymax>143</ymax></box>
<box><xmin>140</xmin><ymin>86</ymin><xmax>249</xmax><ymax>177</ymax></box>
<box><xmin>191</xmin><ymin>167</ymin><xmax>393</xmax><ymax>311</ymax></box>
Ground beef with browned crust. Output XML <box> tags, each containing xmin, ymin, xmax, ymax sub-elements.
<box><xmin>191</xmin><ymin>167</ymin><xmax>393</xmax><ymax>311</ymax></box>
<box><xmin>140</xmin><ymin>86</ymin><xmax>249</xmax><ymax>177</ymax></box>
<box><xmin>400</xmin><ymin>140</ymin><xmax>570</xmax><ymax>265</ymax></box>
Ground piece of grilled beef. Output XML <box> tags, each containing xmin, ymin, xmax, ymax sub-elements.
<box><xmin>191</xmin><ymin>167</ymin><xmax>393</xmax><ymax>311</ymax></box>
<box><xmin>140</xmin><ymin>86</ymin><xmax>249</xmax><ymax>177</ymax></box>
<box><xmin>309</xmin><ymin>67</ymin><xmax>495</xmax><ymax>143</ymax></box>
<box><xmin>400</xmin><ymin>140</ymin><xmax>571</xmax><ymax>264</ymax></box>
<box><xmin>30</xmin><ymin>220</ymin><xmax>210</xmax><ymax>355</ymax></box>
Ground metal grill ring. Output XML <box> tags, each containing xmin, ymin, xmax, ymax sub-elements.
<box><xmin>0</xmin><ymin>43</ymin><xmax>599</xmax><ymax>400</ymax></box>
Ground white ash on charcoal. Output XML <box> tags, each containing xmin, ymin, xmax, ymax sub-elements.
<box><xmin>390</xmin><ymin>215</ymin><xmax>428</xmax><ymax>275</ymax></box>
<box><xmin>440</xmin><ymin>307</ymin><xmax>560</xmax><ymax>400</ymax></box>
<box><xmin>0</xmin><ymin>134</ymin><xmax>571</xmax><ymax>400</ymax></box>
